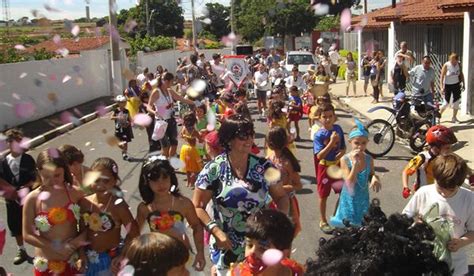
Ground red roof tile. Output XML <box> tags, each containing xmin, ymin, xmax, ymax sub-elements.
<box><xmin>351</xmin><ymin>0</ymin><xmax>464</xmax><ymax>29</ymax></box>
<box><xmin>27</xmin><ymin>36</ymin><xmax>109</xmax><ymax>54</ymax></box>
<box><xmin>438</xmin><ymin>0</ymin><xmax>474</xmax><ymax>12</ymax></box>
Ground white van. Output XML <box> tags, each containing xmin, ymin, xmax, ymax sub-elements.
<box><xmin>284</xmin><ymin>51</ymin><xmax>318</xmax><ymax>73</ymax></box>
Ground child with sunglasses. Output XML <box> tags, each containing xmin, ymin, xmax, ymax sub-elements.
<box><xmin>179</xmin><ymin>111</ymin><xmax>204</xmax><ymax>188</ymax></box>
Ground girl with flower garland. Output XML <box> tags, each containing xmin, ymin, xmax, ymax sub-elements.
<box><xmin>22</xmin><ymin>149</ymin><xmax>86</xmax><ymax>275</ymax></box>
<box><xmin>180</xmin><ymin>111</ymin><xmax>204</xmax><ymax>188</ymax></box>
<box><xmin>79</xmin><ymin>157</ymin><xmax>139</xmax><ymax>276</ymax></box>
<box><xmin>135</xmin><ymin>157</ymin><xmax>205</xmax><ymax>272</ymax></box>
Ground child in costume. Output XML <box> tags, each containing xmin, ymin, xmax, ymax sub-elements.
<box><xmin>135</xmin><ymin>157</ymin><xmax>205</xmax><ymax>272</ymax></box>
<box><xmin>179</xmin><ymin>112</ymin><xmax>204</xmax><ymax>188</ymax></box>
<box><xmin>80</xmin><ymin>158</ymin><xmax>139</xmax><ymax>275</ymax></box>
<box><xmin>111</xmin><ymin>95</ymin><xmax>134</xmax><ymax>161</ymax></box>
<box><xmin>330</xmin><ymin>120</ymin><xmax>381</xmax><ymax>227</ymax></box>
<box><xmin>402</xmin><ymin>125</ymin><xmax>457</xmax><ymax>198</ymax></box>
<box><xmin>228</xmin><ymin>209</ymin><xmax>304</xmax><ymax>276</ymax></box>
<box><xmin>287</xmin><ymin>86</ymin><xmax>303</xmax><ymax>141</ymax></box>
<box><xmin>266</xmin><ymin>127</ymin><xmax>302</xmax><ymax>236</ymax></box>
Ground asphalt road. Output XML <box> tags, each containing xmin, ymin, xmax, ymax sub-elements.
<box><xmin>1</xmin><ymin>99</ymin><xmax>473</xmax><ymax>275</ymax></box>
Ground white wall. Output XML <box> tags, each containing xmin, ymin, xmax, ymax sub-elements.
<box><xmin>0</xmin><ymin>49</ymin><xmax>111</xmax><ymax>130</ymax></box>
<box><xmin>461</xmin><ymin>12</ymin><xmax>472</xmax><ymax>115</ymax></box>
<box><xmin>136</xmin><ymin>48</ymin><xmax>232</xmax><ymax>74</ymax></box>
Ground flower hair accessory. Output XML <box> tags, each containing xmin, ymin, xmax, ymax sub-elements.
<box><xmin>349</xmin><ymin>118</ymin><xmax>369</xmax><ymax>139</ymax></box>
<box><xmin>144</xmin><ymin>154</ymin><xmax>167</xmax><ymax>167</ymax></box>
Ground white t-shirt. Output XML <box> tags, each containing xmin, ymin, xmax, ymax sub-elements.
<box><xmin>444</xmin><ymin>61</ymin><xmax>461</xmax><ymax>85</ymax></box>
<box><xmin>329</xmin><ymin>50</ymin><xmax>340</xmax><ymax>65</ymax></box>
<box><xmin>6</xmin><ymin>154</ymin><xmax>22</xmax><ymax>183</ymax></box>
<box><xmin>269</xmin><ymin>68</ymin><xmax>284</xmax><ymax>82</ymax></box>
<box><xmin>403</xmin><ymin>185</ymin><xmax>474</xmax><ymax>276</ymax></box>
<box><xmin>254</xmin><ymin>71</ymin><xmax>269</xmax><ymax>90</ymax></box>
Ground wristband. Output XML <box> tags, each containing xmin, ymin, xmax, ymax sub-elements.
<box><xmin>206</xmin><ymin>220</ymin><xmax>218</xmax><ymax>232</ymax></box>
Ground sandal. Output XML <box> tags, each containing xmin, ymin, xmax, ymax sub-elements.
<box><xmin>319</xmin><ymin>221</ymin><xmax>334</xmax><ymax>234</ymax></box>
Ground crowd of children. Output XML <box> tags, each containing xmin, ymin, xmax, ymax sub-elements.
<box><xmin>1</xmin><ymin>55</ymin><xmax>473</xmax><ymax>276</ymax></box>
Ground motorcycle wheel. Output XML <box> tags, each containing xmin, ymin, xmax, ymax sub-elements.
<box><xmin>365</xmin><ymin>119</ymin><xmax>395</xmax><ymax>158</ymax></box>
<box><xmin>409</xmin><ymin>121</ymin><xmax>431</xmax><ymax>153</ymax></box>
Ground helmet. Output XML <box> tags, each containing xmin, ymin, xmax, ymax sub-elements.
<box><xmin>115</xmin><ymin>95</ymin><xmax>126</xmax><ymax>102</ymax></box>
<box><xmin>426</xmin><ymin>125</ymin><xmax>457</xmax><ymax>146</ymax></box>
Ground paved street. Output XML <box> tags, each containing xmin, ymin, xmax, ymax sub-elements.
<box><xmin>1</xmin><ymin>99</ymin><xmax>473</xmax><ymax>275</ymax></box>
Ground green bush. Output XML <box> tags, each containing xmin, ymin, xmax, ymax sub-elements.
<box><xmin>199</xmin><ymin>30</ymin><xmax>217</xmax><ymax>41</ymax></box>
<box><xmin>338</xmin><ymin>49</ymin><xmax>359</xmax><ymax>80</ymax></box>
<box><xmin>184</xmin><ymin>29</ymin><xmax>193</xmax><ymax>40</ymax></box>
<box><xmin>204</xmin><ymin>41</ymin><xmax>222</xmax><ymax>49</ymax></box>
<box><xmin>128</xmin><ymin>35</ymin><xmax>173</xmax><ymax>56</ymax></box>
<box><xmin>0</xmin><ymin>47</ymin><xmax>53</xmax><ymax>64</ymax></box>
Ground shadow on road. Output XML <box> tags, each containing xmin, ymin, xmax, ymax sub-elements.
<box><xmin>374</xmin><ymin>166</ymin><xmax>389</xmax><ymax>173</ymax></box>
<box><xmin>296</xmin><ymin>188</ymin><xmax>313</xmax><ymax>195</ymax></box>
<box><xmin>376</xmin><ymin>155</ymin><xmax>411</xmax><ymax>161</ymax></box>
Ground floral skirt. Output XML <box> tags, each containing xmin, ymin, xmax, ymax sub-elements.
<box><xmin>33</xmin><ymin>254</ymin><xmax>80</xmax><ymax>276</ymax></box>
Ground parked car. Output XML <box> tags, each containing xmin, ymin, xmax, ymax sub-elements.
<box><xmin>284</xmin><ymin>51</ymin><xmax>318</xmax><ymax>73</ymax></box>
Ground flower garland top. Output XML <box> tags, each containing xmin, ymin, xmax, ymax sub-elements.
<box><xmin>34</xmin><ymin>187</ymin><xmax>80</xmax><ymax>233</ymax></box>
<box><xmin>147</xmin><ymin>210</ymin><xmax>184</xmax><ymax>232</ymax></box>
<box><xmin>82</xmin><ymin>195</ymin><xmax>116</xmax><ymax>232</ymax></box>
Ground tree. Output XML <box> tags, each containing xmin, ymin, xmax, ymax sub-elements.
<box><xmin>234</xmin><ymin>0</ymin><xmax>274</xmax><ymax>43</ymax></box>
<box><xmin>314</xmin><ymin>15</ymin><xmax>339</xmax><ymax>31</ymax></box>
<box><xmin>130</xmin><ymin>0</ymin><xmax>184</xmax><ymax>38</ymax></box>
<box><xmin>199</xmin><ymin>3</ymin><xmax>230</xmax><ymax>40</ymax></box>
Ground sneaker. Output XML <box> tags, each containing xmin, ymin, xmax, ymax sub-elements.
<box><xmin>319</xmin><ymin>221</ymin><xmax>334</xmax><ymax>234</ymax></box>
<box><xmin>13</xmin><ymin>249</ymin><xmax>28</xmax><ymax>265</ymax></box>
<box><xmin>122</xmin><ymin>153</ymin><xmax>129</xmax><ymax>161</ymax></box>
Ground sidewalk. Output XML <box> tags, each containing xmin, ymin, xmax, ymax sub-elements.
<box><xmin>329</xmin><ymin>80</ymin><xmax>474</xmax><ymax>164</ymax></box>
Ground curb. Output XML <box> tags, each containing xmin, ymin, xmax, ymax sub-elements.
<box><xmin>1</xmin><ymin>103</ymin><xmax>117</xmax><ymax>158</ymax></box>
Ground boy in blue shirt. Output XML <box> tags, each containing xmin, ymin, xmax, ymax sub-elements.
<box><xmin>313</xmin><ymin>103</ymin><xmax>346</xmax><ymax>233</ymax></box>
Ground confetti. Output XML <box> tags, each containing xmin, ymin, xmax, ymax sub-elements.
<box><xmin>106</xmin><ymin>136</ymin><xmax>120</xmax><ymax>147</ymax></box>
<box><xmin>57</xmin><ymin>48</ymin><xmax>69</xmax><ymax>57</ymax></box>
<box><xmin>12</xmin><ymin>93</ymin><xmax>21</xmax><ymax>100</ymax></box>
<box><xmin>19</xmin><ymin>137</ymin><xmax>31</xmax><ymax>150</ymax></box>
<box><xmin>327</xmin><ymin>165</ymin><xmax>343</xmax><ymax>179</ymax></box>
<box><xmin>133</xmin><ymin>113</ymin><xmax>152</xmax><ymax>127</ymax></box>
<box><xmin>17</xmin><ymin>187</ymin><xmax>30</xmax><ymax>206</ymax></box>
<box><xmin>313</xmin><ymin>3</ymin><xmax>329</xmax><ymax>16</ymax></box>
<box><xmin>201</xmin><ymin>18</ymin><xmax>212</xmax><ymax>25</ymax></box>
<box><xmin>264</xmin><ymin>167</ymin><xmax>281</xmax><ymax>183</ymax></box>
<box><xmin>47</xmin><ymin>148</ymin><xmax>60</xmax><ymax>158</ymax></box>
<box><xmin>71</xmin><ymin>25</ymin><xmax>80</xmax><ymax>36</ymax></box>
<box><xmin>95</xmin><ymin>105</ymin><xmax>107</xmax><ymax>117</ymax></box>
<box><xmin>53</xmin><ymin>34</ymin><xmax>61</xmax><ymax>44</ymax></box>
<box><xmin>124</xmin><ymin>20</ymin><xmax>137</xmax><ymax>33</ymax></box>
<box><xmin>169</xmin><ymin>157</ymin><xmax>185</xmax><ymax>170</ymax></box>
<box><xmin>206</xmin><ymin>124</ymin><xmax>215</xmax><ymax>132</ymax></box>
<box><xmin>340</xmin><ymin>9</ymin><xmax>352</xmax><ymax>32</ymax></box>
<box><xmin>38</xmin><ymin>191</ymin><xmax>51</xmax><ymax>201</ymax></box>
<box><xmin>114</xmin><ymin>198</ymin><xmax>123</xmax><ymax>205</ymax></box>
<box><xmin>262</xmin><ymin>249</ymin><xmax>283</xmax><ymax>266</ymax></box>
<box><xmin>300</xmin><ymin>178</ymin><xmax>312</xmax><ymax>185</ymax></box>
<box><xmin>14</xmin><ymin>45</ymin><xmax>26</xmax><ymax>51</ymax></box>
<box><xmin>83</xmin><ymin>171</ymin><xmax>101</xmax><ymax>187</ymax></box>
<box><xmin>49</xmin><ymin>74</ymin><xmax>57</xmax><ymax>81</ymax></box>
<box><xmin>14</xmin><ymin>102</ymin><xmax>36</xmax><ymax>118</ymax></box>
<box><xmin>37</xmin><ymin>72</ymin><xmax>47</xmax><ymax>77</ymax></box>
<box><xmin>47</xmin><ymin>92</ymin><xmax>58</xmax><ymax>103</ymax></box>
<box><xmin>118</xmin><ymin>264</ymin><xmax>134</xmax><ymax>276</ymax></box>
<box><xmin>19</xmin><ymin>72</ymin><xmax>28</xmax><ymax>79</ymax></box>
<box><xmin>62</xmin><ymin>75</ymin><xmax>72</xmax><ymax>83</ymax></box>
<box><xmin>60</xmin><ymin>111</ymin><xmax>73</xmax><ymax>124</ymax></box>
<box><xmin>317</xmin><ymin>38</ymin><xmax>323</xmax><ymax>44</ymax></box>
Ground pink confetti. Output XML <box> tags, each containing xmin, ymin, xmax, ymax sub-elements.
<box><xmin>206</xmin><ymin>123</ymin><xmax>215</xmax><ymax>131</ymax></box>
<box><xmin>95</xmin><ymin>105</ymin><xmax>107</xmax><ymax>117</ymax></box>
<box><xmin>19</xmin><ymin>137</ymin><xmax>31</xmax><ymax>150</ymax></box>
<box><xmin>313</xmin><ymin>3</ymin><xmax>329</xmax><ymax>16</ymax></box>
<box><xmin>38</xmin><ymin>191</ymin><xmax>51</xmax><ymax>201</ymax></box>
<box><xmin>60</xmin><ymin>111</ymin><xmax>73</xmax><ymax>123</ymax></box>
<box><xmin>71</xmin><ymin>25</ymin><xmax>80</xmax><ymax>37</ymax></box>
<box><xmin>19</xmin><ymin>72</ymin><xmax>27</xmax><ymax>79</ymax></box>
<box><xmin>224</xmin><ymin>81</ymin><xmax>234</xmax><ymax>93</ymax></box>
<box><xmin>262</xmin><ymin>249</ymin><xmax>283</xmax><ymax>266</ymax></box>
<box><xmin>124</xmin><ymin>223</ymin><xmax>132</xmax><ymax>234</ymax></box>
<box><xmin>47</xmin><ymin>148</ymin><xmax>59</xmax><ymax>158</ymax></box>
<box><xmin>15</xmin><ymin>45</ymin><xmax>26</xmax><ymax>51</ymax></box>
<box><xmin>57</xmin><ymin>48</ymin><xmax>69</xmax><ymax>57</ymax></box>
<box><xmin>133</xmin><ymin>113</ymin><xmax>152</xmax><ymax>127</ymax></box>
<box><xmin>73</xmin><ymin>108</ymin><xmax>83</xmax><ymax>117</ymax></box>
<box><xmin>12</xmin><ymin>93</ymin><xmax>21</xmax><ymax>100</ymax></box>
<box><xmin>53</xmin><ymin>34</ymin><xmax>61</xmax><ymax>44</ymax></box>
<box><xmin>62</xmin><ymin>75</ymin><xmax>71</xmax><ymax>83</ymax></box>
<box><xmin>14</xmin><ymin>102</ymin><xmax>36</xmax><ymax>118</ymax></box>
<box><xmin>17</xmin><ymin>187</ymin><xmax>30</xmax><ymax>206</ymax></box>
<box><xmin>49</xmin><ymin>74</ymin><xmax>57</xmax><ymax>81</ymax></box>
<box><xmin>340</xmin><ymin>9</ymin><xmax>352</xmax><ymax>32</ymax></box>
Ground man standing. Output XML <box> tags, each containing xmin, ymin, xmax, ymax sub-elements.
<box><xmin>265</xmin><ymin>48</ymin><xmax>281</xmax><ymax>68</ymax></box>
<box><xmin>253</xmin><ymin>64</ymin><xmax>270</xmax><ymax>117</ymax></box>
<box><xmin>328</xmin><ymin>46</ymin><xmax>340</xmax><ymax>82</ymax></box>
<box><xmin>409</xmin><ymin>56</ymin><xmax>436</xmax><ymax>104</ymax></box>
<box><xmin>394</xmin><ymin>41</ymin><xmax>415</xmax><ymax>69</ymax></box>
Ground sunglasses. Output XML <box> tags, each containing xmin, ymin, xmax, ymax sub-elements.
<box><xmin>236</xmin><ymin>130</ymin><xmax>255</xmax><ymax>141</ymax></box>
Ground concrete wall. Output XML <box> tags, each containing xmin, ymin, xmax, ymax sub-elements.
<box><xmin>136</xmin><ymin>48</ymin><xmax>232</xmax><ymax>74</ymax></box>
<box><xmin>0</xmin><ymin>49</ymin><xmax>111</xmax><ymax>130</ymax></box>
<box><xmin>462</xmin><ymin>12</ymin><xmax>473</xmax><ymax>115</ymax></box>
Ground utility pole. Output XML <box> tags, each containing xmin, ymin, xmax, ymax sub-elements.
<box><xmin>364</xmin><ymin>0</ymin><xmax>367</xmax><ymax>14</ymax></box>
<box><xmin>145</xmin><ymin>0</ymin><xmax>150</xmax><ymax>36</ymax></box>
<box><xmin>108</xmin><ymin>0</ymin><xmax>123</xmax><ymax>95</ymax></box>
<box><xmin>230</xmin><ymin>0</ymin><xmax>235</xmax><ymax>54</ymax></box>
<box><xmin>191</xmin><ymin>0</ymin><xmax>197</xmax><ymax>50</ymax></box>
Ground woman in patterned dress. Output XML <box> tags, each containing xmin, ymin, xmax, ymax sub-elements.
<box><xmin>192</xmin><ymin>114</ymin><xmax>289</xmax><ymax>276</ymax></box>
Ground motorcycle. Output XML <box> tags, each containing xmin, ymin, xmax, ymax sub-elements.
<box><xmin>365</xmin><ymin>91</ymin><xmax>440</xmax><ymax>157</ymax></box>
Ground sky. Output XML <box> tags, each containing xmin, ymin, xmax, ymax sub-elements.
<box><xmin>7</xmin><ymin>0</ymin><xmax>392</xmax><ymax>21</ymax></box>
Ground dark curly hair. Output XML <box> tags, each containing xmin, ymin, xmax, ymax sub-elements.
<box><xmin>218</xmin><ymin>114</ymin><xmax>254</xmax><ymax>151</ymax></box>
<box><xmin>139</xmin><ymin>158</ymin><xmax>181</xmax><ymax>204</ymax></box>
<box><xmin>305</xmin><ymin>199</ymin><xmax>451</xmax><ymax>276</ymax></box>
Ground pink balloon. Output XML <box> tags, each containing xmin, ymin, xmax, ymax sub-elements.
<box><xmin>262</xmin><ymin>249</ymin><xmax>283</xmax><ymax>266</ymax></box>
<box><xmin>14</xmin><ymin>102</ymin><xmax>36</xmax><ymax>118</ymax></box>
<box><xmin>340</xmin><ymin>9</ymin><xmax>352</xmax><ymax>32</ymax></box>
<box><xmin>133</xmin><ymin>113</ymin><xmax>152</xmax><ymax>127</ymax></box>
<box><xmin>38</xmin><ymin>191</ymin><xmax>51</xmax><ymax>201</ymax></box>
<box><xmin>95</xmin><ymin>105</ymin><xmax>107</xmax><ymax>117</ymax></box>
<box><xmin>47</xmin><ymin>148</ymin><xmax>59</xmax><ymax>158</ymax></box>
